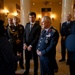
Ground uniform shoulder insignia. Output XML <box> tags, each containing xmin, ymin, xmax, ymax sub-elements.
<box><xmin>52</xmin><ymin>29</ymin><xmax>56</xmax><ymax>32</ymax></box>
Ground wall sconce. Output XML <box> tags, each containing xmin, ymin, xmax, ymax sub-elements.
<box><xmin>43</xmin><ymin>0</ymin><xmax>49</xmax><ymax>5</ymax></box>
<box><xmin>11</xmin><ymin>12</ymin><xmax>18</xmax><ymax>16</ymax></box>
<box><xmin>51</xmin><ymin>14</ymin><xmax>55</xmax><ymax>20</ymax></box>
<box><xmin>3</xmin><ymin>9</ymin><xmax>9</xmax><ymax>17</ymax></box>
<box><xmin>37</xmin><ymin>14</ymin><xmax>42</xmax><ymax>20</ymax></box>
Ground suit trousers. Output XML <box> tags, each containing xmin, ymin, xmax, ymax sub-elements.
<box><xmin>25</xmin><ymin>49</ymin><xmax>38</xmax><ymax>74</ymax></box>
<box><xmin>13</xmin><ymin>43</ymin><xmax>23</xmax><ymax>70</ymax></box>
<box><xmin>61</xmin><ymin>39</ymin><xmax>69</xmax><ymax>61</ymax></box>
<box><xmin>69</xmin><ymin>60</ymin><xmax>75</xmax><ymax>75</ymax></box>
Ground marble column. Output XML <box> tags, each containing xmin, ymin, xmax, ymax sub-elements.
<box><xmin>61</xmin><ymin>0</ymin><xmax>74</xmax><ymax>23</ymax></box>
<box><xmin>20</xmin><ymin>0</ymin><xmax>30</xmax><ymax>26</ymax></box>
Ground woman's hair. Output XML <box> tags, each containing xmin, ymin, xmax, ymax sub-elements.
<box><xmin>0</xmin><ymin>20</ymin><xmax>5</xmax><ymax>37</ymax></box>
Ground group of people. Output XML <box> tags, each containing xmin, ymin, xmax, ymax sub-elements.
<box><xmin>60</xmin><ymin>13</ymin><xmax>75</xmax><ymax>75</ymax></box>
<box><xmin>0</xmin><ymin>11</ymin><xmax>75</xmax><ymax>75</ymax></box>
<box><xmin>6</xmin><ymin>17</ymin><xmax>24</xmax><ymax>70</ymax></box>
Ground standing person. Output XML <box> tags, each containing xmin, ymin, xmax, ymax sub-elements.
<box><xmin>59</xmin><ymin>14</ymin><xmax>72</xmax><ymax>64</ymax></box>
<box><xmin>66</xmin><ymin>10</ymin><xmax>75</xmax><ymax>75</ymax></box>
<box><xmin>5</xmin><ymin>18</ymin><xmax>14</xmax><ymax>41</ymax></box>
<box><xmin>13</xmin><ymin>17</ymin><xmax>24</xmax><ymax>69</ymax></box>
<box><xmin>66</xmin><ymin>34</ymin><xmax>75</xmax><ymax>75</ymax></box>
<box><xmin>5</xmin><ymin>17</ymin><xmax>24</xmax><ymax>70</ymax></box>
<box><xmin>37</xmin><ymin>16</ymin><xmax>59</xmax><ymax>75</ymax></box>
<box><xmin>0</xmin><ymin>19</ymin><xmax>19</xmax><ymax>75</ymax></box>
<box><xmin>23</xmin><ymin>12</ymin><xmax>41</xmax><ymax>75</ymax></box>
<box><xmin>5</xmin><ymin>17</ymin><xmax>18</xmax><ymax>70</ymax></box>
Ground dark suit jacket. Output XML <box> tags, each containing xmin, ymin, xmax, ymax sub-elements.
<box><xmin>37</xmin><ymin>27</ymin><xmax>59</xmax><ymax>59</ymax></box>
<box><xmin>70</xmin><ymin>21</ymin><xmax>75</xmax><ymax>34</ymax></box>
<box><xmin>23</xmin><ymin>22</ymin><xmax>41</xmax><ymax>49</ymax></box>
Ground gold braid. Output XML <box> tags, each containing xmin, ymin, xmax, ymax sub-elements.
<box><xmin>8</xmin><ymin>26</ymin><xmax>18</xmax><ymax>37</ymax></box>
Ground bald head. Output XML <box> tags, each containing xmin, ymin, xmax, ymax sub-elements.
<box><xmin>41</xmin><ymin>16</ymin><xmax>52</xmax><ymax>29</ymax></box>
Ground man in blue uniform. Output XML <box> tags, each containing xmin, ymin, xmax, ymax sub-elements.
<box><xmin>37</xmin><ymin>16</ymin><xmax>59</xmax><ymax>75</ymax></box>
<box><xmin>66</xmin><ymin>34</ymin><xmax>75</xmax><ymax>75</ymax></box>
<box><xmin>59</xmin><ymin>14</ymin><xmax>72</xmax><ymax>64</ymax></box>
<box><xmin>66</xmin><ymin>10</ymin><xmax>75</xmax><ymax>75</ymax></box>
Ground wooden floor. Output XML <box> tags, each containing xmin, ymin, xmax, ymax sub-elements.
<box><xmin>15</xmin><ymin>36</ymin><xmax>70</xmax><ymax>75</ymax></box>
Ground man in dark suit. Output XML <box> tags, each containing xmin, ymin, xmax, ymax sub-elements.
<box><xmin>37</xmin><ymin>16</ymin><xmax>59</xmax><ymax>75</ymax></box>
<box><xmin>23</xmin><ymin>12</ymin><xmax>41</xmax><ymax>75</ymax></box>
<box><xmin>59</xmin><ymin>14</ymin><xmax>72</xmax><ymax>64</ymax></box>
<box><xmin>66</xmin><ymin>34</ymin><xmax>75</xmax><ymax>75</ymax></box>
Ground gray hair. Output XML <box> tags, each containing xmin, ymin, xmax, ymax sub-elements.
<box><xmin>42</xmin><ymin>16</ymin><xmax>51</xmax><ymax>23</ymax></box>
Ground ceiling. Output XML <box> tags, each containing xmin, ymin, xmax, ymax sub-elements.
<box><xmin>31</xmin><ymin>0</ymin><xmax>62</xmax><ymax>3</ymax></box>
<box><xmin>30</xmin><ymin>0</ymin><xmax>62</xmax><ymax>6</ymax></box>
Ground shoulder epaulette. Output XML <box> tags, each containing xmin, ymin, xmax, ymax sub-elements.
<box><xmin>52</xmin><ymin>28</ymin><xmax>56</xmax><ymax>32</ymax></box>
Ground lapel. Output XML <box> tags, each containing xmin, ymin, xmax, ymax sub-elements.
<box><xmin>41</xmin><ymin>30</ymin><xmax>46</xmax><ymax>37</ymax></box>
<box><xmin>27</xmin><ymin>23</ymin><xmax>31</xmax><ymax>32</ymax></box>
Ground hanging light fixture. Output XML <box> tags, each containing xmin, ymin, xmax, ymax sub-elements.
<box><xmin>43</xmin><ymin>0</ymin><xmax>49</xmax><ymax>5</ymax></box>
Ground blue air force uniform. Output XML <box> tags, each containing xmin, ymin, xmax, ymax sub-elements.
<box><xmin>37</xmin><ymin>27</ymin><xmax>59</xmax><ymax>75</ymax></box>
<box><xmin>66</xmin><ymin>21</ymin><xmax>75</xmax><ymax>75</ymax></box>
<box><xmin>60</xmin><ymin>21</ymin><xmax>73</xmax><ymax>62</ymax></box>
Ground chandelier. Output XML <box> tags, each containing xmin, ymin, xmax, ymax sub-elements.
<box><xmin>43</xmin><ymin>0</ymin><xmax>49</xmax><ymax>5</ymax></box>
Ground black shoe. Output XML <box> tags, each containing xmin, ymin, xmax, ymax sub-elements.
<box><xmin>23</xmin><ymin>71</ymin><xmax>29</xmax><ymax>75</ymax></box>
<box><xmin>34</xmin><ymin>72</ymin><xmax>38</xmax><ymax>75</ymax></box>
<box><xmin>54</xmin><ymin>69</ymin><xmax>58</xmax><ymax>73</ymax></box>
<box><xmin>20</xmin><ymin>66</ymin><xmax>24</xmax><ymax>69</ymax></box>
<box><xmin>59</xmin><ymin>59</ymin><xmax>65</xmax><ymax>62</ymax></box>
<box><xmin>66</xmin><ymin>61</ymin><xmax>69</xmax><ymax>65</ymax></box>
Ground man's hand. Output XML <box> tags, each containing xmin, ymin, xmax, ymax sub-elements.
<box><xmin>17</xmin><ymin>52</ymin><xmax>21</xmax><ymax>57</ymax></box>
<box><xmin>23</xmin><ymin>44</ymin><xmax>28</xmax><ymax>50</ymax></box>
<box><xmin>37</xmin><ymin>50</ymin><xmax>42</xmax><ymax>56</ymax></box>
<box><xmin>27</xmin><ymin>45</ymin><xmax>32</xmax><ymax>51</ymax></box>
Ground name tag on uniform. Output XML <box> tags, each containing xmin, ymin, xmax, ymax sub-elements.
<box><xmin>45</xmin><ymin>33</ymin><xmax>51</xmax><ymax>44</ymax></box>
<box><xmin>46</xmin><ymin>33</ymin><xmax>51</xmax><ymax>38</ymax></box>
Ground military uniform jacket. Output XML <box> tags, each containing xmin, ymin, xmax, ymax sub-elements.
<box><xmin>37</xmin><ymin>27</ymin><xmax>59</xmax><ymax>59</ymax></box>
<box><xmin>15</xmin><ymin>24</ymin><xmax>24</xmax><ymax>42</ymax></box>
<box><xmin>70</xmin><ymin>21</ymin><xmax>75</xmax><ymax>34</ymax></box>
<box><xmin>60</xmin><ymin>21</ymin><xmax>72</xmax><ymax>37</ymax></box>
<box><xmin>5</xmin><ymin>24</ymin><xmax>24</xmax><ymax>44</ymax></box>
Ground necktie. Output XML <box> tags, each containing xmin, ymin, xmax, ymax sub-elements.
<box><xmin>30</xmin><ymin>24</ymin><xmax>33</xmax><ymax>31</ymax></box>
